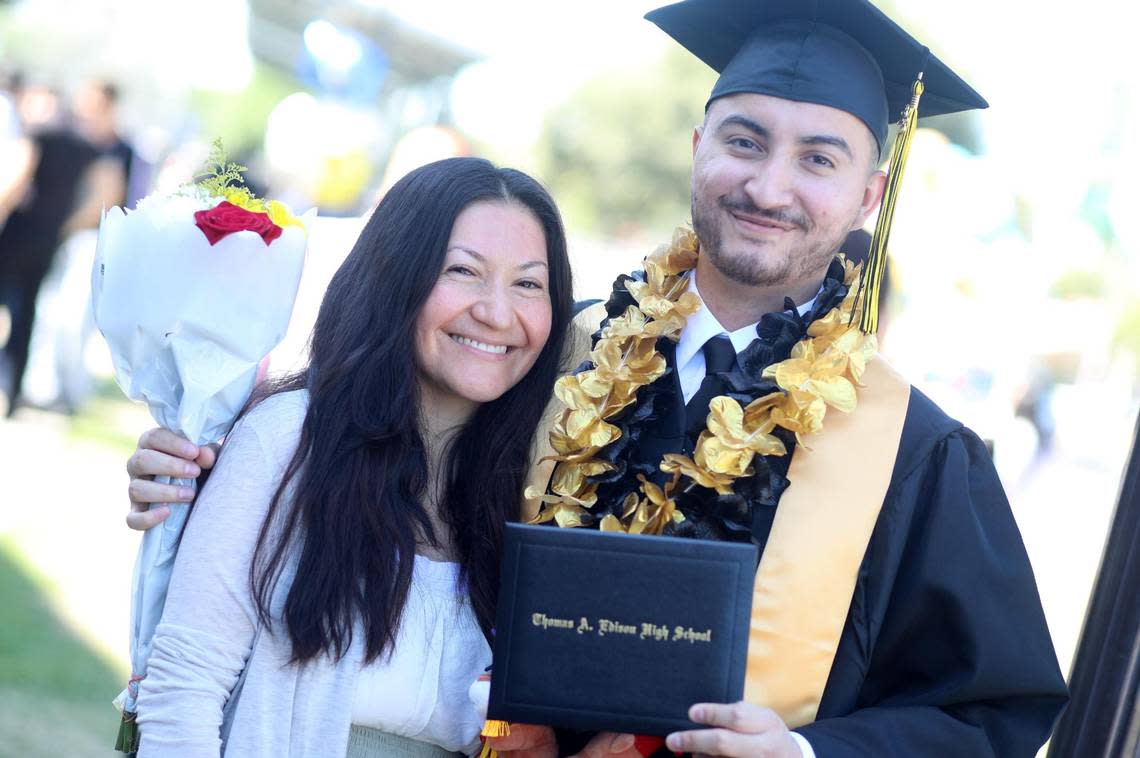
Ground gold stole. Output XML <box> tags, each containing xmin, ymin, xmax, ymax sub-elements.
<box><xmin>522</xmin><ymin>307</ymin><xmax>911</xmax><ymax>728</ymax></box>
<box><xmin>745</xmin><ymin>355</ymin><xmax>910</xmax><ymax>727</ymax></box>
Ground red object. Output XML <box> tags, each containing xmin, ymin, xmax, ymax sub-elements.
<box><xmin>634</xmin><ymin>735</ymin><xmax>668</xmax><ymax>756</ymax></box>
<box><xmin>194</xmin><ymin>201</ymin><xmax>283</xmax><ymax>246</ymax></box>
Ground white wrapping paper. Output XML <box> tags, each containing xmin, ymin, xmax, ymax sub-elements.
<box><xmin>93</xmin><ymin>194</ymin><xmax>313</xmax><ymax>719</ymax></box>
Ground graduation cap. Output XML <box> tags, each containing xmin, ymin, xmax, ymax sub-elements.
<box><xmin>645</xmin><ymin>0</ymin><xmax>987</xmax><ymax>333</ymax></box>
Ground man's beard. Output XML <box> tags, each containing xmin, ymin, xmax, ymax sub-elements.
<box><xmin>692</xmin><ymin>193</ymin><xmax>852</xmax><ymax>288</ymax></box>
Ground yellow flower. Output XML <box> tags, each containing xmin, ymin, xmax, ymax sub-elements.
<box><xmin>840</xmin><ymin>256</ymin><xmax>862</xmax><ymax>286</ymax></box>
<box><xmin>765</xmin><ymin>340</ymin><xmax>857</xmax><ymax>413</ymax></box>
<box><xmin>525</xmin><ymin>485</ymin><xmax>598</xmax><ymax>528</ymax></box>
<box><xmin>553</xmin><ymin>375</ymin><xmax>623</xmax><ymax>448</ymax></box>
<box><xmin>661</xmin><ymin>226</ymin><xmax>700</xmax><ymax>271</ymax></box>
<box><xmin>548</xmin><ymin>459</ymin><xmax>614</xmax><ymax>498</ymax></box>
<box><xmin>625</xmin><ymin>281</ymin><xmax>701</xmax><ymax>329</ymax></box>
<box><xmin>222</xmin><ymin>188</ymin><xmax>266</xmax><ymax>213</ymax></box>
<box><xmin>770</xmin><ymin>388</ymin><xmax>827</xmax><ymax>445</ymax></box>
<box><xmin>693</xmin><ymin>396</ymin><xmax>787</xmax><ymax>477</ymax></box>
<box><xmin>599</xmin><ymin>514</ymin><xmax>626</xmax><ymax>532</ymax></box>
<box><xmin>822</xmin><ymin>328</ymin><xmax>877</xmax><ymax>385</ymax></box>
<box><xmin>602</xmin><ymin>306</ymin><xmax>650</xmax><ymax>339</ymax></box>
<box><xmin>807</xmin><ymin>307</ymin><xmax>849</xmax><ymax>342</ymax></box>
<box><xmin>660</xmin><ymin>453</ymin><xmax>736</xmax><ymax>495</ymax></box>
<box><xmin>267</xmin><ymin>200</ymin><xmax>307</xmax><ymax>235</ymax></box>
<box><xmin>590</xmin><ymin>334</ymin><xmax>667</xmax><ymax>388</ymax></box>
<box><xmin>637</xmin><ymin>474</ymin><xmax>680</xmax><ymax>535</ymax></box>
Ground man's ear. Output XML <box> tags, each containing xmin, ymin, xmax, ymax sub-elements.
<box><xmin>853</xmin><ymin>169</ymin><xmax>887</xmax><ymax>229</ymax></box>
<box><xmin>692</xmin><ymin>125</ymin><xmax>703</xmax><ymax>158</ymax></box>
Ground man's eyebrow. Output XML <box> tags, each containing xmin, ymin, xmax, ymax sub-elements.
<box><xmin>714</xmin><ymin>115</ymin><xmax>770</xmax><ymax>140</ymax></box>
<box><xmin>714</xmin><ymin>115</ymin><xmax>855</xmax><ymax>162</ymax></box>
<box><xmin>801</xmin><ymin>134</ymin><xmax>854</xmax><ymax>161</ymax></box>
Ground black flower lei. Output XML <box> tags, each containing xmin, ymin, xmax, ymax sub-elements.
<box><xmin>569</xmin><ymin>257</ymin><xmax>851</xmax><ymax>545</ymax></box>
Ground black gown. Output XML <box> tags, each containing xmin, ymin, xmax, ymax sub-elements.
<box><xmin>622</xmin><ymin>342</ymin><xmax>1069</xmax><ymax>757</ymax></box>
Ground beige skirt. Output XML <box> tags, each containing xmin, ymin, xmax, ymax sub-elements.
<box><xmin>346</xmin><ymin>725</ymin><xmax>467</xmax><ymax>758</ymax></box>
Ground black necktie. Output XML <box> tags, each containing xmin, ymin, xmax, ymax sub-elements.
<box><xmin>685</xmin><ymin>335</ymin><xmax>737</xmax><ymax>433</ymax></box>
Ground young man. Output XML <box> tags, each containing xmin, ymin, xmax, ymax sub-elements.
<box><xmin>124</xmin><ymin>1</ymin><xmax>1067</xmax><ymax>756</ymax></box>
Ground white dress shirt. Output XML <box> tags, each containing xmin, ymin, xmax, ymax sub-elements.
<box><xmin>675</xmin><ymin>274</ymin><xmax>817</xmax><ymax>404</ymax></box>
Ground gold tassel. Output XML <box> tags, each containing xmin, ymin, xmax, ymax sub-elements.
<box><xmin>853</xmin><ymin>74</ymin><xmax>926</xmax><ymax>334</ymax></box>
<box><xmin>478</xmin><ymin>720</ymin><xmax>511</xmax><ymax>758</ymax></box>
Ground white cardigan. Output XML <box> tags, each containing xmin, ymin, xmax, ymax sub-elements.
<box><xmin>136</xmin><ymin>390</ymin><xmax>489</xmax><ymax>757</ymax></box>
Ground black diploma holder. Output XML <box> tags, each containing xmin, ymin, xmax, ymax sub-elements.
<box><xmin>488</xmin><ymin>523</ymin><xmax>758</xmax><ymax>735</ymax></box>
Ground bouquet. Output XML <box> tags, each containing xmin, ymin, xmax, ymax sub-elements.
<box><xmin>92</xmin><ymin>140</ymin><xmax>313</xmax><ymax>752</ymax></box>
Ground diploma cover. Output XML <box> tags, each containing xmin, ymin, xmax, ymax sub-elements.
<box><xmin>489</xmin><ymin>523</ymin><xmax>758</xmax><ymax>735</ymax></box>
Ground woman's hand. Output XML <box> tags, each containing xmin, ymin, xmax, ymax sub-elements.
<box><xmin>485</xmin><ymin>724</ymin><xmax>558</xmax><ymax>758</ymax></box>
<box><xmin>125</xmin><ymin>428</ymin><xmax>218</xmax><ymax>530</ymax></box>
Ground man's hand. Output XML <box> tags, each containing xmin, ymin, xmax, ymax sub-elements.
<box><xmin>484</xmin><ymin>723</ymin><xmax>558</xmax><ymax>758</ymax></box>
<box><xmin>665</xmin><ymin>703</ymin><xmax>803</xmax><ymax>757</ymax></box>
<box><xmin>125</xmin><ymin>428</ymin><xmax>218</xmax><ymax>530</ymax></box>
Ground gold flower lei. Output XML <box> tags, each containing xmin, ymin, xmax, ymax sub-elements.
<box><xmin>527</xmin><ymin>227</ymin><xmax>877</xmax><ymax>534</ymax></box>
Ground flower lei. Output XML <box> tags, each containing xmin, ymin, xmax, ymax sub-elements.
<box><xmin>527</xmin><ymin>227</ymin><xmax>877</xmax><ymax>538</ymax></box>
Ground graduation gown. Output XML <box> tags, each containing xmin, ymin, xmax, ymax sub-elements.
<box><xmin>629</xmin><ymin>341</ymin><xmax>1069</xmax><ymax>757</ymax></box>
<box><xmin>531</xmin><ymin>302</ymin><xmax>1068</xmax><ymax>756</ymax></box>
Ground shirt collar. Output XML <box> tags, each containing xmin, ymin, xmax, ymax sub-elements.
<box><xmin>675</xmin><ymin>272</ymin><xmax>819</xmax><ymax>367</ymax></box>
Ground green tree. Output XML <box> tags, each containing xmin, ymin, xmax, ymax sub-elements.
<box><xmin>535</xmin><ymin>47</ymin><xmax>715</xmax><ymax>239</ymax></box>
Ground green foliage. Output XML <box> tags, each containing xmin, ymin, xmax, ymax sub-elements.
<box><xmin>194</xmin><ymin>138</ymin><xmax>250</xmax><ymax>196</ymax></box>
<box><xmin>534</xmin><ymin>47</ymin><xmax>716</xmax><ymax>238</ymax></box>
<box><xmin>188</xmin><ymin>61</ymin><xmax>298</xmax><ymax>159</ymax></box>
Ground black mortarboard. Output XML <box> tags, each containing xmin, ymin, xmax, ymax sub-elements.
<box><xmin>645</xmin><ymin>0</ymin><xmax>988</xmax><ymax>153</ymax></box>
<box><xmin>647</xmin><ymin>0</ymin><xmax>988</xmax><ymax>335</ymax></box>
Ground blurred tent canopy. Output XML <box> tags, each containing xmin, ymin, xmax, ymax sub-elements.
<box><xmin>248</xmin><ymin>0</ymin><xmax>479</xmax><ymax>114</ymax></box>
<box><xmin>0</xmin><ymin>0</ymin><xmax>481</xmax><ymax>213</ymax></box>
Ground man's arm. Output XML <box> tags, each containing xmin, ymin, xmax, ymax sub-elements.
<box><xmin>125</xmin><ymin>428</ymin><xmax>217</xmax><ymax>529</ymax></box>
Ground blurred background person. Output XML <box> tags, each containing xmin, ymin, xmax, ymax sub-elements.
<box><xmin>0</xmin><ymin>78</ymin><xmax>122</xmax><ymax>416</ymax></box>
<box><xmin>71</xmin><ymin>79</ymin><xmax>146</xmax><ymax>207</ymax></box>
<box><xmin>19</xmin><ymin>79</ymin><xmax>140</xmax><ymax>414</ymax></box>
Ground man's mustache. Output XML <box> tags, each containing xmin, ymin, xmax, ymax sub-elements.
<box><xmin>719</xmin><ymin>197</ymin><xmax>812</xmax><ymax>232</ymax></box>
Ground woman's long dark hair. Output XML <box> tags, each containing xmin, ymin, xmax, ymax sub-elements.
<box><xmin>249</xmin><ymin>157</ymin><xmax>572</xmax><ymax>663</ymax></box>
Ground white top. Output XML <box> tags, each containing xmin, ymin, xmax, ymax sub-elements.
<box><xmin>137</xmin><ymin>390</ymin><xmax>489</xmax><ymax>757</ymax></box>
<box><xmin>675</xmin><ymin>274</ymin><xmax>817</xmax><ymax>404</ymax></box>
<box><xmin>351</xmin><ymin>555</ymin><xmax>489</xmax><ymax>752</ymax></box>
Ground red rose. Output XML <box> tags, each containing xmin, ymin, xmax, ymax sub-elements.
<box><xmin>194</xmin><ymin>201</ymin><xmax>283</xmax><ymax>246</ymax></box>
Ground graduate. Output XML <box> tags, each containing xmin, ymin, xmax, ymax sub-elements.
<box><xmin>516</xmin><ymin>1</ymin><xmax>1069</xmax><ymax>755</ymax></box>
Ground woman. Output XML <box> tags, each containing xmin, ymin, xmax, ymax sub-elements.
<box><xmin>133</xmin><ymin>157</ymin><xmax>573</xmax><ymax>757</ymax></box>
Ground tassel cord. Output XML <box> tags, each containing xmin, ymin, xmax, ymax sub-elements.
<box><xmin>853</xmin><ymin>75</ymin><xmax>925</xmax><ymax>334</ymax></box>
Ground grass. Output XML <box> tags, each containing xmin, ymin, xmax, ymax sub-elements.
<box><xmin>0</xmin><ymin>539</ymin><xmax>122</xmax><ymax>757</ymax></box>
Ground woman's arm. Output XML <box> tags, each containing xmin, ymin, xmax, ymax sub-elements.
<box><xmin>135</xmin><ymin>394</ymin><xmax>304</xmax><ymax>756</ymax></box>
